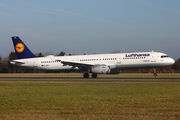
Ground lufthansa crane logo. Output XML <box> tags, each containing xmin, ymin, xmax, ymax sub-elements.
<box><xmin>15</xmin><ymin>43</ymin><xmax>25</xmax><ymax>53</ymax></box>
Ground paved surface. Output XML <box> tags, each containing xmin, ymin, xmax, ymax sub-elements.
<box><xmin>0</xmin><ymin>77</ymin><xmax>180</xmax><ymax>82</ymax></box>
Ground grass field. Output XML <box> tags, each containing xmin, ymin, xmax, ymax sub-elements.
<box><xmin>0</xmin><ymin>79</ymin><xmax>180</xmax><ymax>120</ymax></box>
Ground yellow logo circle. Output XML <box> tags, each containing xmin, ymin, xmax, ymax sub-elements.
<box><xmin>15</xmin><ymin>43</ymin><xmax>25</xmax><ymax>53</ymax></box>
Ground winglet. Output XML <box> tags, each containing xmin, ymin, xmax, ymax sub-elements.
<box><xmin>12</xmin><ymin>36</ymin><xmax>36</xmax><ymax>59</ymax></box>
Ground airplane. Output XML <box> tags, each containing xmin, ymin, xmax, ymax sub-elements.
<box><xmin>10</xmin><ymin>36</ymin><xmax>175</xmax><ymax>78</ymax></box>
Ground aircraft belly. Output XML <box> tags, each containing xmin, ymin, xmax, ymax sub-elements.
<box><xmin>117</xmin><ymin>62</ymin><xmax>169</xmax><ymax>69</ymax></box>
<box><xmin>117</xmin><ymin>62</ymin><xmax>145</xmax><ymax>69</ymax></box>
<box><xmin>39</xmin><ymin>64</ymin><xmax>74</xmax><ymax>70</ymax></box>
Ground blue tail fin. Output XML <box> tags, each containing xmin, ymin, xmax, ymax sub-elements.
<box><xmin>12</xmin><ymin>36</ymin><xmax>36</xmax><ymax>59</ymax></box>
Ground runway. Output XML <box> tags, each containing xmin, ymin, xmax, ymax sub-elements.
<box><xmin>0</xmin><ymin>77</ymin><xmax>180</xmax><ymax>82</ymax></box>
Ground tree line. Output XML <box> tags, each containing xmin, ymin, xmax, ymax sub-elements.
<box><xmin>0</xmin><ymin>51</ymin><xmax>179</xmax><ymax>73</ymax></box>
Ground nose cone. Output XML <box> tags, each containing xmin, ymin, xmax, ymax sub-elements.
<box><xmin>169</xmin><ymin>58</ymin><xmax>175</xmax><ymax>65</ymax></box>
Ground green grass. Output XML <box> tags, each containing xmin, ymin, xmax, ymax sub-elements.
<box><xmin>0</xmin><ymin>81</ymin><xmax>180</xmax><ymax>120</ymax></box>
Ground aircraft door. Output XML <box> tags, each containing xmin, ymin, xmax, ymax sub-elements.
<box><xmin>151</xmin><ymin>53</ymin><xmax>156</xmax><ymax>62</ymax></box>
<box><xmin>33</xmin><ymin>60</ymin><xmax>38</xmax><ymax>69</ymax></box>
<box><xmin>117</xmin><ymin>57</ymin><xmax>121</xmax><ymax>64</ymax></box>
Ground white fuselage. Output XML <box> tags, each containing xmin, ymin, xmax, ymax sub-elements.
<box><xmin>11</xmin><ymin>52</ymin><xmax>175</xmax><ymax>72</ymax></box>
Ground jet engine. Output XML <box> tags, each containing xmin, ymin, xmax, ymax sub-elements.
<box><xmin>91</xmin><ymin>65</ymin><xmax>110</xmax><ymax>74</ymax></box>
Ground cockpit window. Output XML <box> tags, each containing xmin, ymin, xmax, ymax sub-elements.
<box><xmin>161</xmin><ymin>55</ymin><xmax>169</xmax><ymax>58</ymax></box>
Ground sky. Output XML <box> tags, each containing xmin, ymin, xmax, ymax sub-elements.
<box><xmin>1</xmin><ymin>0</ymin><xmax>180</xmax><ymax>59</ymax></box>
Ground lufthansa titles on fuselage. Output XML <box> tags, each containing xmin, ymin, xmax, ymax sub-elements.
<box><xmin>125</xmin><ymin>53</ymin><xmax>150</xmax><ymax>58</ymax></box>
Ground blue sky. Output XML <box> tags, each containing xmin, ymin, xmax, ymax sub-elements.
<box><xmin>1</xmin><ymin>0</ymin><xmax>180</xmax><ymax>59</ymax></box>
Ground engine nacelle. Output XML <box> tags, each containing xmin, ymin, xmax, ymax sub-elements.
<box><xmin>91</xmin><ymin>65</ymin><xmax>110</xmax><ymax>74</ymax></box>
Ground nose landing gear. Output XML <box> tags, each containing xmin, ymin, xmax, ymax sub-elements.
<box><xmin>153</xmin><ymin>68</ymin><xmax>157</xmax><ymax>77</ymax></box>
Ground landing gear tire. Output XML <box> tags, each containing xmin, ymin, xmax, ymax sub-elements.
<box><xmin>153</xmin><ymin>73</ymin><xmax>157</xmax><ymax>77</ymax></box>
<box><xmin>83</xmin><ymin>72</ymin><xmax>89</xmax><ymax>78</ymax></box>
<box><xmin>92</xmin><ymin>73</ymin><xmax>97</xmax><ymax>78</ymax></box>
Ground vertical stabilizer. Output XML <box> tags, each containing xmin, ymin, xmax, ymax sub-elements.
<box><xmin>12</xmin><ymin>36</ymin><xmax>36</xmax><ymax>59</ymax></box>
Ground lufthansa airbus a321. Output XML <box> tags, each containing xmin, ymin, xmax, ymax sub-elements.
<box><xmin>10</xmin><ymin>36</ymin><xmax>175</xmax><ymax>78</ymax></box>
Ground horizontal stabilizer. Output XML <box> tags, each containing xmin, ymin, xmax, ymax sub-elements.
<box><xmin>10</xmin><ymin>60</ymin><xmax>25</xmax><ymax>64</ymax></box>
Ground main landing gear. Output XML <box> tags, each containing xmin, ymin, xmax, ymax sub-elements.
<box><xmin>153</xmin><ymin>68</ymin><xmax>157</xmax><ymax>77</ymax></box>
<box><xmin>83</xmin><ymin>72</ymin><xmax>97</xmax><ymax>78</ymax></box>
<box><xmin>83</xmin><ymin>72</ymin><xmax>89</xmax><ymax>78</ymax></box>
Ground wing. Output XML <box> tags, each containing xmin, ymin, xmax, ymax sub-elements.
<box><xmin>56</xmin><ymin>60</ymin><xmax>94</xmax><ymax>68</ymax></box>
<box><xmin>55</xmin><ymin>60</ymin><xmax>116</xmax><ymax>70</ymax></box>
